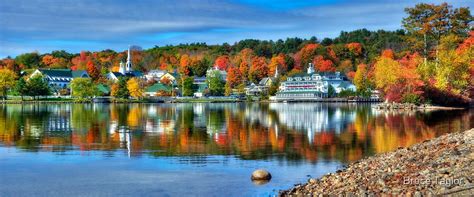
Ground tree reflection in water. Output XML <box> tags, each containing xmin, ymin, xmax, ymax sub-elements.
<box><xmin>0</xmin><ymin>103</ymin><xmax>471</xmax><ymax>163</ymax></box>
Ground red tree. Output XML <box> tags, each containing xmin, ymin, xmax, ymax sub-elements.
<box><xmin>226</xmin><ymin>66</ymin><xmax>242</xmax><ymax>87</ymax></box>
<box><xmin>215</xmin><ymin>55</ymin><xmax>231</xmax><ymax>71</ymax></box>
<box><xmin>249</xmin><ymin>56</ymin><xmax>268</xmax><ymax>83</ymax></box>
<box><xmin>313</xmin><ymin>55</ymin><xmax>336</xmax><ymax>72</ymax></box>
<box><xmin>346</xmin><ymin>43</ymin><xmax>363</xmax><ymax>56</ymax></box>
<box><xmin>86</xmin><ymin>61</ymin><xmax>101</xmax><ymax>81</ymax></box>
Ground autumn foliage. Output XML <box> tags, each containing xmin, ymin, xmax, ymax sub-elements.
<box><xmin>313</xmin><ymin>55</ymin><xmax>336</xmax><ymax>72</ymax></box>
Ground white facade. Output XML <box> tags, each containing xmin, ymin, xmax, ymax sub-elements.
<box><xmin>275</xmin><ymin>64</ymin><xmax>356</xmax><ymax>100</ymax></box>
<box><xmin>145</xmin><ymin>70</ymin><xmax>166</xmax><ymax>81</ymax></box>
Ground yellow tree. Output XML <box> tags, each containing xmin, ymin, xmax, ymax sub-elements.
<box><xmin>0</xmin><ymin>69</ymin><xmax>17</xmax><ymax>100</ymax></box>
<box><xmin>127</xmin><ymin>78</ymin><xmax>143</xmax><ymax>99</ymax></box>
<box><xmin>353</xmin><ymin>64</ymin><xmax>371</xmax><ymax>97</ymax></box>
<box><xmin>374</xmin><ymin>57</ymin><xmax>400</xmax><ymax>91</ymax></box>
<box><xmin>433</xmin><ymin>34</ymin><xmax>472</xmax><ymax>95</ymax></box>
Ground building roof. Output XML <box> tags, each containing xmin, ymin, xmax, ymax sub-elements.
<box><xmin>39</xmin><ymin>69</ymin><xmax>73</xmax><ymax>78</ymax></box>
<box><xmin>37</xmin><ymin>69</ymin><xmax>88</xmax><ymax>78</ymax></box>
<box><xmin>111</xmin><ymin>71</ymin><xmax>143</xmax><ymax>78</ymax></box>
<box><xmin>72</xmin><ymin>70</ymin><xmax>88</xmax><ymax>78</ymax></box>
<box><xmin>259</xmin><ymin>77</ymin><xmax>276</xmax><ymax>86</ymax></box>
<box><xmin>97</xmin><ymin>84</ymin><xmax>110</xmax><ymax>94</ymax></box>
<box><xmin>145</xmin><ymin>83</ymin><xmax>172</xmax><ymax>93</ymax></box>
<box><xmin>337</xmin><ymin>81</ymin><xmax>354</xmax><ymax>88</ymax></box>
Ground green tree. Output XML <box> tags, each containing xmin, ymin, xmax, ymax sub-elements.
<box><xmin>191</xmin><ymin>57</ymin><xmax>210</xmax><ymax>77</ymax></box>
<box><xmin>26</xmin><ymin>74</ymin><xmax>51</xmax><ymax>100</ymax></box>
<box><xmin>224</xmin><ymin>82</ymin><xmax>232</xmax><ymax>96</ymax></box>
<box><xmin>14</xmin><ymin>77</ymin><xmax>28</xmax><ymax>100</ymax></box>
<box><xmin>70</xmin><ymin>78</ymin><xmax>97</xmax><ymax>100</ymax></box>
<box><xmin>182</xmin><ymin>76</ymin><xmax>194</xmax><ymax>96</ymax></box>
<box><xmin>268</xmin><ymin>80</ymin><xmax>280</xmax><ymax>96</ymax></box>
<box><xmin>0</xmin><ymin>69</ymin><xmax>17</xmax><ymax>100</ymax></box>
<box><xmin>113</xmin><ymin>77</ymin><xmax>130</xmax><ymax>99</ymax></box>
<box><xmin>15</xmin><ymin>52</ymin><xmax>41</xmax><ymax>68</ymax></box>
<box><xmin>207</xmin><ymin>70</ymin><xmax>224</xmax><ymax>96</ymax></box>
<box><xmin>327</xmin><ymin>85</ymin><xmax>336</xmax><ymax>98</ymax></box>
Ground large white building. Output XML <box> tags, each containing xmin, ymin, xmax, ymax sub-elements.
<box><xmin>275</xmin><ymin>63</ymin><xmax>356</xmax><ymax>101</ymax></box>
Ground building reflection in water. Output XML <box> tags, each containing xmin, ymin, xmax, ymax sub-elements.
<box><xmin>0</xmin><ymin>103</ymin><xmax>471</xmax><ymax>163</ymax></box>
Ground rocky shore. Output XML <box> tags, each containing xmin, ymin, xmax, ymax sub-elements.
<box><xmin>373</xmin><ymin>102</ymin><xmax>466</xmax><ymax>111</ymax></box>
<box><xmin>280</xmin><ymin>129</ymin><xmax>474</xmax><ymax>196</ymax></box>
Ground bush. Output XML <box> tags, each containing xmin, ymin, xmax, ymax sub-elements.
<box><xmin>401</xmin><ymin>93</ymin><xmax>422</xmax><ymax>104</ymax></box>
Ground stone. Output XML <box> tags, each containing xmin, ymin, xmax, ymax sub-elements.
<box><xmin>251</xmin><ymin>169</ymin><xmax>272</xmax><ymax>181</ymax></box>
<box><xmin>279</xmin><ymin>129</ymin><xmax>474</xmax><ymax>196</ymax></box>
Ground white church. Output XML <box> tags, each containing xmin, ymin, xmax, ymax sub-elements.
<box><xmin>107</xmin><ymin>46</ymin><xmax>143</xmax><ymax>81</ymax></box>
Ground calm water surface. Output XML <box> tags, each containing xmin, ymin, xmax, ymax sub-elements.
<box><xmin>0</xmin><ymin>103</ymin><xmax>472</xmax><ymax>196</ymax></box>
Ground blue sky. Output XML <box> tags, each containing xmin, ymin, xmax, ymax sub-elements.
<box><xmin>0</xmin><ymin>0</ymin><xmax>472</xmax><ymax>58</ymax></box>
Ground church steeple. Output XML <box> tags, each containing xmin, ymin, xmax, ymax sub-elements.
<box><xmin>126</xmin><ymin>46</ymin><xmax>132</xmax><ymax>72</ymax></box>
<box><xmin>274</xmin><ymin>66</ymin><xmax>279</xmax><ymax>78</ymax></box>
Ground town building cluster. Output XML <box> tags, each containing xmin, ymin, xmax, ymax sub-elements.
<box><xmin>27</xmin><ymin>47</ymin><xmax>357</xmax><ymax>101</ymax></box>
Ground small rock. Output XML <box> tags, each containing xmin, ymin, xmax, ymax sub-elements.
<box><xmin>251</xmin><ymin>169</ymin><xmax>272</xmax><ymax>181</ymax></box>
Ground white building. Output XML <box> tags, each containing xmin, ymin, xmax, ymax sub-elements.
<box><xmin>275</xmin><ymin>63</ymin><xmax>356</xmax><ymax>101</ymax></box>
<box><xmin>29</xmin><ymin>68</ymin><xmax>89</xmax><ymax>93</ymax></box>
<box><xmin>206</xmin><ymin>65</ymin><xmax>227</xmax><ymax>81</ymax></box>
<box><xmin>144</xmin><ymin>70</ymin><xmax>177</xmax><ymax>84</ymax></box>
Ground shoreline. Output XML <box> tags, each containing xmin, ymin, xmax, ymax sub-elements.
<box><xmin>0</xmin><ymin>99</ymin><xmax>470</xmax><ymax>110</ymax></box>
<box><xmin>280</xmin><ymin>128</ymin><xmax>474</xmax><ymax>196</ymax></box>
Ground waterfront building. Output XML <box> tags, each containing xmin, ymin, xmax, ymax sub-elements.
<box><xmin>144</xmin><ymin>70</ymin><xmax>177</xmax><ymax>84</ymax></box>
<box><xmin>193</xmin><ymin>76</ymin><xmax>208</xmax><ymax>98</ymax></box>
<box><xmin>107</xmin><ymin>46</ymin><xmax>144</xmax><ymax>81</ymax></box>
<box><xmin>246</xmin><ymin>67</ymin><xmax>278</xmax><ymax>96</ymax></box>
<box><xmin>275</xmin><ymin>63</ymin><xmax>356</xmax><ymax>101</ymax></box>
<box><xmin>245</xmin><ymin>83</ymin><xmax>268</xmax><ymax>96</ymax></box>
<box><xmin>29</xmin><ymin>68</ymin><xmax>89</xmax><ymax>93</ymax></box>
<box><xmin>206</xmin><ymin>65</ymin><xmax>227</xmax><ymax>81</ymax></box>
<box><xmin>145</xmin><ymin>83</ymin><xmax>172</xmax><ymax>96</ymax></box>
<box><xmin>144</xmin><ymin>69</ymin><xmax>166</xmax><ymax>81</ymax></box>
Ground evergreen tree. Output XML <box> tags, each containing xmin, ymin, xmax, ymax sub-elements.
<box><xmin>14</xmin><ymin>77</ymin><xmax>28</xmax><ymax>100</ymax></box>
<box><xmin>26</xmin><ymin>74</ymin><xmax>51</xmax><ymax>100</ymax></box>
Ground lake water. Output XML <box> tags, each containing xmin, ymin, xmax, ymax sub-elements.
<box><xmin>0</xmin><ymin>103</ymin><xmax>472</xmax><ymax>196</ymax></box>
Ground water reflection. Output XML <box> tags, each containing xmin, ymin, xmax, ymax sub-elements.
<box><xmin>0</xmin><ymin>103</ymin><xmax>471</xmax><ymax>163</ymax></box>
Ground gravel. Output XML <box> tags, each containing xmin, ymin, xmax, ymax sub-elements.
<box><xmin>280</xmin><ymin>128</ymin><xmax>474</xmax><ymax>196</ymax></box>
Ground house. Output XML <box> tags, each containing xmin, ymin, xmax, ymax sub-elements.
<box><xmin>145</xmin><ymin>69</ymin><xmax>166</xmax><ymax>81</ymax></box>
<box><xmin>107</xmin><ymin>46</ymin><xmax>144</xmax><ymax>81</ymax></box>
<box><xmin>29</xmin><ymin>68</ymin><xmax>89</xmax><ymax>93</ymax></box>
<box><xmin>245</xmin><ymin>83</ymin><xmax>268</xmax><ymax>96</ymax></box>
<box><xmin>206</xmin><ymin>66</ymin><xmax>227</xmax><ymax>81</ymax></box>
<box><xmin>159</xmin><ymin>72</ymin><xmax>177</xmax><ymax>84</ymax></box>
<box><xmin>193</xmin><ymin>76</ymin><xmax>207</xmax><ymax>98</ymax></box>
<box><xmin>145</xmin><ymin>70</ymin><xmax>177</xmax><ymax>83</ymax></box>
<box><xmin>245</xmin><ymin>67</ymin><xmax>278</xmax><ymax>96</ymax></box>
<box><xmin>145</xmin><ymin>83</ymin><xmax>172</xmax><ymax>96</ymax></box>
